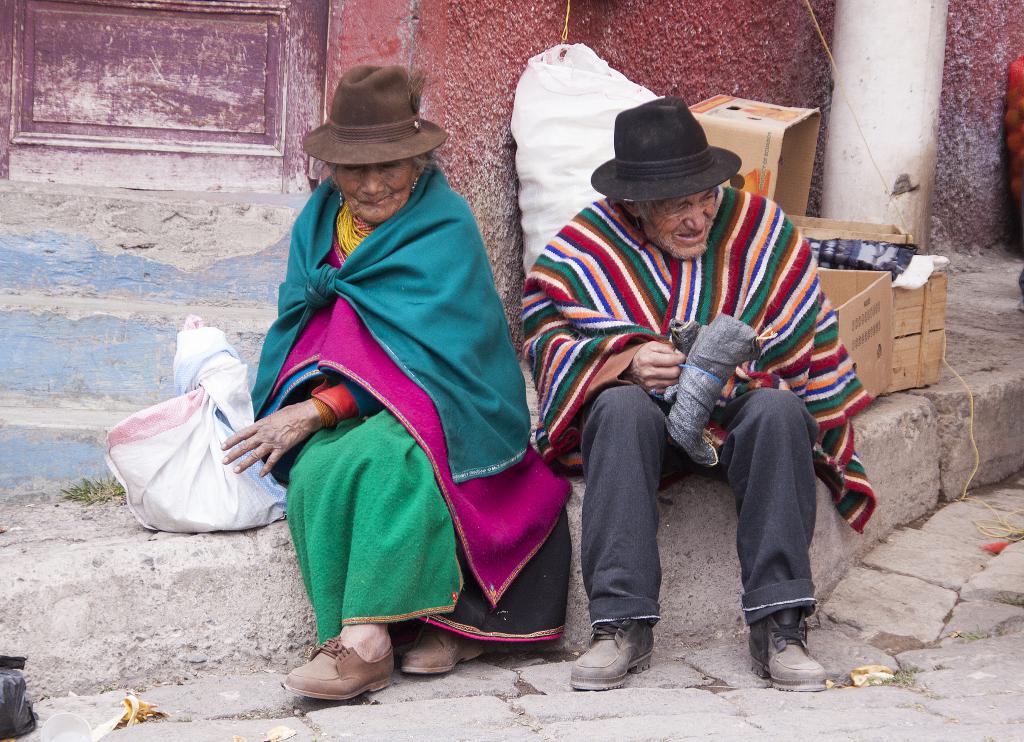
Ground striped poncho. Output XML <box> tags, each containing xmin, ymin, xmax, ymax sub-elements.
<box><xmin>523</xmin><ymin>187</ymin><xmax>876</xmax><ymax>532</ymax></box>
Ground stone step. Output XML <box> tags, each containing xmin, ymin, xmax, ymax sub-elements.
<box><xmin>23</xmin><ymin>652</ymin><xmax>1024</xmax><ymax>742</ymax></box>
<box><xmin>0</xmin><ymin>391</ymin><xmax>951</xmax><ymax>697</ymax></box>
<box><xmin>0</xmin><ymin>294</ymin><xmax>274</xmax><ymax>407</ymax></box>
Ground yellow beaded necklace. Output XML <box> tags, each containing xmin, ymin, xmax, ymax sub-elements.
<box><xmin>335</xmin><ymin>202</ymin><xmax>373</xmax><ymax>259</ymax></box>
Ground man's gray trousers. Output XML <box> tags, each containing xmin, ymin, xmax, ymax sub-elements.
<box><xmin>580</xmin><ymin>384</ymin><xmax>820</xmax><ymax>627</ymax></box>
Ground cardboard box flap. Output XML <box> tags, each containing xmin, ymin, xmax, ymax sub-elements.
<box><xmin>819</xmin><ymin>269</ymin><xmax>889</xmax><ymax>304</ymax></box>
<box><xmin>774</xmin><ymin>122</ymin><xmax>819</xmax><ymax>223</ymax></box>
<box><xmin>689</xmin><ymin>95</ymin><xmax>818</xmax><ymax>130</ymax></box>
<box><xmin>817</xmin><ymin>269</ymin><xmax>894</xmax><ymax>398</ymax></box>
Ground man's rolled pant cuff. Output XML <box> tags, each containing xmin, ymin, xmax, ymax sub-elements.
<box><xmin>589</xmin><ymin>596</ymin><xmax>661</xmax><ymax>626</ymax></box>
<box><xmin>741</xmin><ymin>579</ymin><xmax>816</xmax><ymax>625</ymax></box>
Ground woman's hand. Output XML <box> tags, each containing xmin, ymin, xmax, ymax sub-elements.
<box><xmin>222</xmin><ymin>400</ymin><xmax>323</xmax><ymax>477</ymax></box>
<box><xmin>621</xmin><ymin>341</ymin><xmax>686</xmax><ymax>394</ymax></box>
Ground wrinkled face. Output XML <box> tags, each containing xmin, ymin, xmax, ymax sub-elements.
<box><xmin>331</xmin><ymin>158</ymin><xmax>419</xmax><ymax>225</ymax></box>
<box><xmin>625</xmin><ymin>188</ymin><xmax>719</xmax><ymax>260</ymax></box>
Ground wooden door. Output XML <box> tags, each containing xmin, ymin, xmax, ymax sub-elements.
<box><xmin>0</xmin><ymin>0</ymin><xmax>327</xmax><ymax>192</ymax></box>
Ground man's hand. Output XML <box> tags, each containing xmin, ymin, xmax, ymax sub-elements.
<box><xmin>222</xmin><ymin>400</ymin><xmax>323</xmax><ymax>477</ymax></box>
<box><xmin>621</xmin><ymin>341</ymin><xmax>686</xmax><ymax>394</ymax></box>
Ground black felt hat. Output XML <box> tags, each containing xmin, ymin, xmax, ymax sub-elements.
<box><xmin>591</xmin><ymin>97</ymin><xmax>741</xmax><ymax>202</ymax></box>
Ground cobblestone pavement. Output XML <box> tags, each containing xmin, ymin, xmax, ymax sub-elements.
<box><xmin>21</xmin><ymin>479</ymin><xmax>1024</xmax><ymax>741</ymax></box>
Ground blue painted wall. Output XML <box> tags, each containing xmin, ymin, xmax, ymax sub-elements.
<box><xmin>1</xmin><ymin>310</ymin><xmax>266</xmax><ymax>405</ymax></box>
<box><xmin>0</xmin><ymin>424</ymin><xmax>110</xmax><ymax>492</ymax></box>
<box><xmin>0</xmin><ymin>231</ymin><xmax>289</xmax><ymax>305</ymax></box>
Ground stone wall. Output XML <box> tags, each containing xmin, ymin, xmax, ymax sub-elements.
<box><xmin>932</xmin><ymin>0</ymin><xmax>1024</xmax><ymax>256</ymax></box>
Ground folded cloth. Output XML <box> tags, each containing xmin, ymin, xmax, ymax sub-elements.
<box><xmin>892</xmin><ymin>254</ymin><xmax>951</xmax><ymax>289</ymax></box>
<box><xmin>808</xmin><ymin>238</ymin><xmax>916</xmax><ymax>278</ymax></box>
<box><xmin>663</xmin><ymin>315</ymin><xmax>761</xmax><ymax>466</ymax></box>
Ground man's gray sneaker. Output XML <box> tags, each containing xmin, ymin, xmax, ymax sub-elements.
<box><xmin>748</xmin><ymin>608</ymin><xmax>827</xmax><ymax>692</ymax></box>
<box><xmin>571</xmin><ymin>619</ymin><xmax>654</xmax><ymax>691</ymax></box>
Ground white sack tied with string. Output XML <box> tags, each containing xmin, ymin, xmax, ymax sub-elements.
<box><xmin>512</xmin><ymin>43</ymin><xmax>656</xmax><ymax>271</ymax></box>
<box><xmin>105</xmin><ymin>316</ymin><xmax>286</xmax><ymax>533</ymax></box>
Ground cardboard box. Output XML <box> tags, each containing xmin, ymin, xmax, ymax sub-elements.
<box><xmin>795</xmin><ymin>215</ymin><xmax>945</xmax><ymax>394</ymax></box>
<box><xmin>690</xmin><ymin>95</ymin><xmax>821</xmax><ymax>216</ymax></box>
<box><xmin>818</xmin><ymin>269</ymin><xmax>894</xmax><ymax>398</ymax></box>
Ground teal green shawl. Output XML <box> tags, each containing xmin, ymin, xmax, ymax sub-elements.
<box><xmin>251</xmin><ymin>168</ymin><xmax>530</xmax><ymax>482</ymax></box>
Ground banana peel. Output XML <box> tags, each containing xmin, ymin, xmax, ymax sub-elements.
<box><xmin>91</xmin><ymin>694</ymin><xmax>168</xmax><ymax>740</ymax></box>
<box><xmin>232</xmin><ymin>725</ymin><xmax>297</xmax><ymax>742</ymax></box>
<box><xmin>850</xmin><ymin>664</ymin><xmax>895</xmax><ymax>687</ymax></box>
<box><xmin>266</xmin><ymin>726</ymin><xmax>298</xmax><ymax>741</ymax></box>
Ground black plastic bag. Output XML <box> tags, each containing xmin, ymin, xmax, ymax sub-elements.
<box><xmin>0</xmin><ymin>656</ymin><xmax>36</xmax><ymax>738</ymax></box>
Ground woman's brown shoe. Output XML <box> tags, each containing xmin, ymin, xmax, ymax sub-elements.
<box><xmin>400</xmin><ymin>625</ymin><xmax>484</xmax><ymax>675</ymax></box>
<box><xmin>284</xmin><ymin>637</ymin><xmax>393</xmax><ymax>700</ymax></box>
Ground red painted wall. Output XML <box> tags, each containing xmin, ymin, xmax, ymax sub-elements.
<box><xmin>325</xmin><ymin>0</ymin><xmax>415</xmax><ymax>86</ymax></box>
<box><xmin>932</xmin><ymin>0</ymin><xmax>1024</xmax><ymax>255</ymax></box>
<box><xmin>327</xmin><ymin>1</ymin><xmax>838</xmax><ymax>324</ymax></box>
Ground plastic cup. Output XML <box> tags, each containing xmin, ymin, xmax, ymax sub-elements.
<box><xmin>39</xmin><ymin>712</ymin><xmax>93</xmax><ymax>742</ymax></box>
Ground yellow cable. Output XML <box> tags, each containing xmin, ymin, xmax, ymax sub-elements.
<box><xmin>960</xmin><ymin>492</ymin><xmax>1024</xmax><ymax>542</ymax></box>
<box><xmin>561</xmin><ymin>0</ymin><xmax>571</xmax><ymax>42</ymax></box>
<box><xmin>802</xmin><ymin>0</ymin><xmax>910</xmax><ymax>235</ymax></box>
<box><xmin>941</xmin><ymin>332</ymin><xmax>1024</xmax><ymax>541</ymax></box>
<box><xmin>940</xmin><ymin>332</ymin><xmax>979</xmax><ymax>500</ymax></box>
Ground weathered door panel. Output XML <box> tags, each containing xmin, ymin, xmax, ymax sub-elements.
<box><xmin>0</xmin><ymin>0</ymin><xmax>13</xmax><ymax>179</ymax></box>
<box><xmin>3</xmin><ymin>0</ymin><xmax>326</xmax><ymax>192</ymax></box>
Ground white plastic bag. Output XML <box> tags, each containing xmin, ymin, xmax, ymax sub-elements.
<box><xmin>105</xmin><ymin>316</ymin><xmax>286</xmax><ymax>533</ymax></box>
<box><xmin>512</xmin><ymin>44</ymin><xmax>657</xmax><ymax>272</ymax></box>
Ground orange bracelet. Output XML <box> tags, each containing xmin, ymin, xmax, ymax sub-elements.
<box><xmin>312</xmin><ymin>382</ymin><xmax>359</xmax><ymax>421</ymax></box>
<box><xmin>311</xmin><ymin>396</ymin><xmax>338</xmax><ymax>428</ymax></box>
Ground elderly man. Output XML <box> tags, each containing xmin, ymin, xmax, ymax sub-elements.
<box><xmin>523</xmin><ymin>97</ymin><xmax>876</xmax><ymax>692</ymax></box>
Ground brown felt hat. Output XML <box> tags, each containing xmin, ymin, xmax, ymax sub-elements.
<box><xmin>303</xmin><ymin>65</ymin><xmax>448</xmax><ymax>166</ymax></box>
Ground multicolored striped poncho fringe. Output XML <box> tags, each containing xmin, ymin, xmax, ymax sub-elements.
<box><xmin>522</xmin><ymin>188</ymin><xmax>876</xmax><ymax>532</ymax></box>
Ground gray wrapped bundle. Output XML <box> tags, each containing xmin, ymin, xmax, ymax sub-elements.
<box><xmin>663</xmin><ymin>314</ymin><xmax>761</xmax><ymax>466</ymax></box>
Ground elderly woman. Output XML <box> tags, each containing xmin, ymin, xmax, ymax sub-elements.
<box><xmin>224</xmin><ymin>66</ymin><xmax>570</xmax><ymax>701</ymax></box>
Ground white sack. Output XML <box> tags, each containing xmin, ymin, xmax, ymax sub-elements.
<box><xmin>105</xmin><ymin>317</ymin><xmax>286</xmax><ymax>533</ymax></box>
<box><xmin>512</xmin><ymin>44</ymin><xmax>657</xmax><ymax>272</ymax></box>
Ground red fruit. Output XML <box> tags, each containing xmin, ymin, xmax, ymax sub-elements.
<box><xmin>1009</xmin><ymin>131</ymin><xmax>1023</xmax><ymax>154</ymax></box>
<box><xmin>1012</xmin><ymin>56</ymin><xmax>1024</xmax><ymax>83</ymax></box>
<box><xmin>1011</xmin><ymin>56</ymin><xmax>1024</xmax><ymax>88</ymax></box>
<box><xmin>1010</xmin><ymin>55</ymin><xmax>1024</xmax><ymax>207</ymax></box>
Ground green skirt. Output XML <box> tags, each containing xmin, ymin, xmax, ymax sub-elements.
<box><xmin>287</xmin><ymin>411</ymin><xmax>462</xmax><ymax>642</ymax></box>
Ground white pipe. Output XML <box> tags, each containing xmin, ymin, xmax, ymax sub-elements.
<box><xmin>821</xmin><ymin>0</ymin><xmax>949</xmax><ymax>247</ymax></box>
